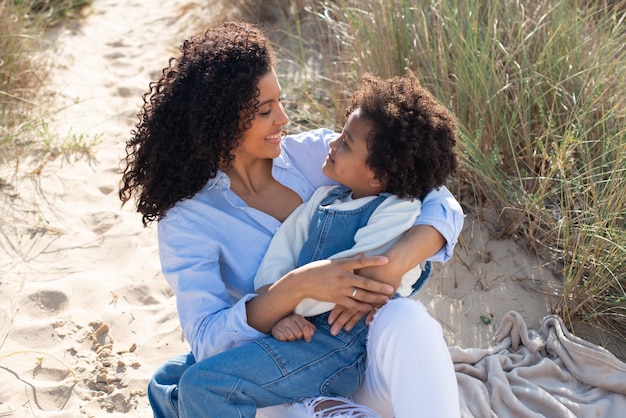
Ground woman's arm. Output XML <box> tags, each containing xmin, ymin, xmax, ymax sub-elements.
<box><xmin>246</xmin><ymin>255</ymin><xmax>394</xmax><ymax>334</ymax></box>
<box><xmin>327</xmin><ymin>225</ymin><xmax>445</xmax><ymax>334</ymax></box>
<box><xmin>414</xmin><ymin>185</ymin><xmax>465</xmax><ymax>262</ymax></box>
<box><xmin>359</xmin><ymin>224</ymin><xmax>445</xmax><ymax>283</ymax></box>
<box><xmin>329</xmin><ymin>187</ymin><xmax>464</xmax><ymax>333</ymax></box>
<box><xmin>359</xmin><ymin>185</ymin><xmax>464</xmax><ymax>283</ymax></box>
<box><xmin>160</xmin><ymin>205</ymin><xmax>393</xmax><ymax>359</ymax></box>
<box><xmin>293</xmin><ymin>195</ymin><xmax>422</xmax><ymax>317</ymax></box>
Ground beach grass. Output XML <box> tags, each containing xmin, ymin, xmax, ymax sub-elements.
<box><xmin>0</xmin><ymin>0</ymin><xmax>93</xmax><ymax>169</ymax></box>
<box><xmin>3</xmin><ymin>0</ymin><xmax>625</xmax><ymax>352</ymax></box>
<box><xmin>256</xmin><ymin>0</ymin><xmax>626</xmax><ymax>348</ymax></box>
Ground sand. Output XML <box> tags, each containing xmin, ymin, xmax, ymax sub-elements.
<box><xmin>0</xmin><ymin>1</ymin><xmax>563</xmax><ymax>416</ymax></box>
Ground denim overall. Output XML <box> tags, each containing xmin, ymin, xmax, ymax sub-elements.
<box><xmin>298</xmin><ymin>185</ymin><xmax>432</xmax><ymax>296</ymax></box>
<box><xmin>173</xmin><ymin>186</ymin><xmax>433</xmax><ymax>417</ymax></box>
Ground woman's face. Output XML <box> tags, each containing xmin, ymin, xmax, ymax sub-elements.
<box><xmin>323</xmin><ymin>108</ymin><xmax>383</xmax><ymax>199</ymax></box>
<box><xmin>236</xmin><ymin>69</ymin><xmax>289</xmax><ymax>162</ymax></box>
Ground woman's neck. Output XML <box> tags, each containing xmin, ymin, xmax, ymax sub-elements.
<box><xmin>225</xmin><ymin>158</ymin><xmax>273</xmax><ymax>196</ymax></box>
<box><xmin>224</xmin><ymin>158</ymin><xmax>302</xmax><ymax>222</ymax></box>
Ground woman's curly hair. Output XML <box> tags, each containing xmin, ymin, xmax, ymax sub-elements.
<box><xmin>347</xmin><ymin>73</ymin><xmax>458</xmax><ymax>199</ymax></box>
<box><xmin>119</xmin><ymin>21</ymin><xmax>275</xmax><ymax>225</ymax></box>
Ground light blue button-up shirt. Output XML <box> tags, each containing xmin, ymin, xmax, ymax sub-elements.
<box><xmin>157</xmin><ymin>128</ymin><xmax>464</xmax><ymax>361</ymax></box>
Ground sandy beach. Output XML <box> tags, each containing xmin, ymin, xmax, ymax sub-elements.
<box><xmin>0</xmin><ymin>1</ymin><xmax>580</xmax><ymax>416</ymax></box>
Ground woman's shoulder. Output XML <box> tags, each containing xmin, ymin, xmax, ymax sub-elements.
<box><xmin>275</xmin><ymin>129</ymin><xmax>337</xmax><ymax>192</ymax></box>
<box><xmin>283</xmin><ymin>128</ymin><xmax>337</xmax><ymax>151</ymax></box>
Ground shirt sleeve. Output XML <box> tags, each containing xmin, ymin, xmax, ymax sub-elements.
<box><xmin>158</xmin><ymin>212</ymin><xmax>267</xmax><ymax>361</ymax></box>
<box><xmin>415</xmin><ymin>185</ymin><xmax>465</xmax><ymax>262</ymax></box>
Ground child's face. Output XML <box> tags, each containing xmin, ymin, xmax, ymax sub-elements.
<box><xmin>323</xmin><ymin>108</ymin><xmax>384</xmax><ymax>199</ymax></box>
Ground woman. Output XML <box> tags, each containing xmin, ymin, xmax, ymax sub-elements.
<box><xmin>119</xmin><ymin>21</ymin><xmax>462</xmax><ymax>418</ymax></box>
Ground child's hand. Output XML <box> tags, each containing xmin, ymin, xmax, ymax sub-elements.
<box><xmin>272</xmin><ymin>314</ymin><xmax>316</xmax><ymax>342</ymax></box>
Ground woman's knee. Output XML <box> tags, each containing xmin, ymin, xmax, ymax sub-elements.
<box><xmin>369</xmin><ymin>298</ymin><xmax>443</xmax><ymax>344</ymax></box>
<box><xmin>148</xmin><ymin>354</ymin><xmax>195</xmax><ymax>418</ymax></box>
<box><xmin>177</xmin><ymin>362</ymin><xmax>200</xmax><ymax>395</ymax></box>
<box><xmin>151</xmin><ymin>352</ymin><xmax>196</xmax><ymax>385</ymax></box>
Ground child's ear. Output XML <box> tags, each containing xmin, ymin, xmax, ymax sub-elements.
<box><xmin>369</xmin><ymin>175</ymin><xmax>384</xmax><ymax>189</ymax></box>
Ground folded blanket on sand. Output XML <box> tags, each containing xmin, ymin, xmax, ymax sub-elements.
<box><xmin>452</xmin><ymin>311</ymin><xmax>626</xmax><ymax>418</ymax></box>
<box><xmin>258</xmin><ymin>311</ymin><xmax>626</xmax><ymax>418</ymax></box>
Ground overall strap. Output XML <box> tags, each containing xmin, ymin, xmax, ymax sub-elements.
<box><xmin>296</xmin><ymin>188</ymin><xmax>390</xmax><ymax>266</ymax></box>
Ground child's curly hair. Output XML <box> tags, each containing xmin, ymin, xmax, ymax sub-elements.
<box><xmin>119</xmin><ymin>21</ymin><xmax>275</xmax><ymax>225</ymax></box>
<box><xmin>347</xmin><ymin>73</ymin><xmax>458</xmax><ymax>199</ymax></box>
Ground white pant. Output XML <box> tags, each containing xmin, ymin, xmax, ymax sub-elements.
<box><xmin>257</xmin><ymin>299</ymin><xmax>460</xmax><ymax>418</ymax></box>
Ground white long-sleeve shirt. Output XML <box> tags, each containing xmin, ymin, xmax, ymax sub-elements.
<box><xmin>254</xmin><ymin>185</ymin><xmax>423</xmax><ymax>316</ymax></box>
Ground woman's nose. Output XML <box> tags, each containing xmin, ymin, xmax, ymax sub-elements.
<box><xmin>277</xmin><ymin>102</ymin><xmax>289</xmax><ymax>125</ymax></box>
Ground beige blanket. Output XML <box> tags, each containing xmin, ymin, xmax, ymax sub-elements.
<box><xmin>451</xmin><ymin>311</ymin><xmax>626</xmax><ymax>417</ymax></box>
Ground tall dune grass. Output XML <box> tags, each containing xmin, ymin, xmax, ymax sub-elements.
<box><xmin>264</xmin><ymin>0</ymin><xmax>626</xmax><ymax>347</ymax></box>
<box><xmin>0</xmin><ymin>0</ymin><xmax>92</xmax><ymax>167</ymax></box>
<box><xmin>1</xmin><ymin>0</ymin><xmax>44</xmax><ymax>156</ymax></box>
<box><xmin>4</xmin><ymin>0</ymin><xmax>624</xmax><ymax>350</ymax></box>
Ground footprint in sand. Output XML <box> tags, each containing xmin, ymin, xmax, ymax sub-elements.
<box><xmin>83</xmin><ymin>211</ymin><xmax>120</xmax><ymax>235</ymax></box>
<box><xmin>10</xmin><ymin>290</ymin><xmax>70</xmax><ymax>346</ymax></box>
<box><xmin>23</xmin><ymin>290</ymin><xmax>69</xmax><ymax>315</ymax></box>
<box><xmin>112</xmin><ymin>284</ymin><xmax>161</xmax><ymax>306</ymax></box>
<box><xmin>103</xmin><ymin>35</ymin><xmax>144</xmax><ymax>99</ymax></box>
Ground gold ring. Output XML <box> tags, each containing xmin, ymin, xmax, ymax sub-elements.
<box><xmin>351</xmin><ymin>288</ymin><xmax>358</xmax><ymax>298</ymax></box>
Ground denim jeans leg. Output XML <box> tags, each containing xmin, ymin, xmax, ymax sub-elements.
<box><xmin>178</xmin><ymin>316</ymin><xmax>367</xmax><ymax>418</ymax></box>
<box><xmin>148</xmin><ymin>352</ymin><xmax>196</xmax><ymax>418</ymax></box>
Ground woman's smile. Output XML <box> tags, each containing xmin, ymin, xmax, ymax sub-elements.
<box><xmin>265</xmin><ymin>131</ymin><xmax>283</xmax><ymax>145</ymax></box>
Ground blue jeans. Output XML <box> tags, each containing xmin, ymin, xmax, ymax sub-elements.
<box><xmin>151</xmin><ymin>312</ymin><xmax>366</xmax><ymax>418</ymax></box>
<box><xmin>148</xmin><ymin>352</ymin><xmax>195</xmax><ymax>417</ymax></box>
<box><xmin>179</xmin><ymin>312</ymin><xmax>367</xmax><ymax>417</ymax></box>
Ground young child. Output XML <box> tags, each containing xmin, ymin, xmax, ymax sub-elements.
<box><xmin>192</xmin><ymin>73</ymin><xmax>458</xmax><ymax>417</ymax></box>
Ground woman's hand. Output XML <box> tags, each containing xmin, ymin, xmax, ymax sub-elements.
<box><xmin>327</xmin><ymin>225</ymin><xmax>448</xmax><ymax>334</ymax></box>
<box><xmin>328</xmin><ymin>302</ymin><xmax>382</xmax><ymax>335</ymax></box>
<box><xmin>290</xmin><ymin>255</ymin><xmax>394</xmax><ymax>310</ymax></box>
<box><xmin>247</xmin><ymin>255</ymin><xmax>393</xmax><ymax>334</ymax></box>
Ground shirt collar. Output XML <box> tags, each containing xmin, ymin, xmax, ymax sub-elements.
<box><xmin>272</xmin><ymin>143</ymin><xmax>292</xmax><ymax>169</ymax></box>
<box><xmin>206</xmin><ymin>171</ymin><xmax>230</xmax><ymax>191</ymax></box>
